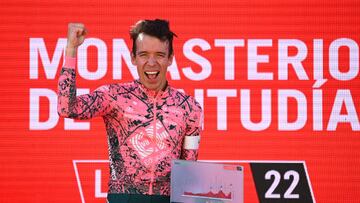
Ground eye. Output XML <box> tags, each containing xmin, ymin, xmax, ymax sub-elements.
<box><xmin>138</xmin><ymin>52</ymin><xmax>149</xmax><ymax>59</ymax></box>
<box><xmin>156</xmin><ymin>53</ymin><xmax>166</xmax><ymax>59</ymax></box>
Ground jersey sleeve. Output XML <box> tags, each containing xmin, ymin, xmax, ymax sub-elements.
<box><xmin>180</xmin><ymin>98</ymin><xmax>203</xmax><ymax>161</ymax></box>
<box><xmin>57</xmin><ymin>66</ymin><xmax>112</xmax><ymax>119</ymax></box>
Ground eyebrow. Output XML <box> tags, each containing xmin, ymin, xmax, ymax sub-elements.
<box><xmin>156</xmin><ymin>52</ymin><xmax>166</xmax><ymax>55</ymax></box>
<box><xmin>136</xmin><ymin>51</ymin><xmax>148</xmax><ymax>55</ymax></box>
<box><xmin>136</xmin><ymin>51</ymin><xmax>167</xmax><ymax>55</ymax></box>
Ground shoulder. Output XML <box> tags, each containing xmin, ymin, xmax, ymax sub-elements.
<box><xmin>169</xmin><ymin>88</ymin><xmax>202</xmax><ymax>127</ymax></box>
<box><xmin>95</xmin><ymin>80</ymin><xmax>137</xmax><ymax>93</ymax></box>
<box><xmin>168</xmin><ymin>87</ymin><xmax>202</xmax><ymax>113</ymax></box>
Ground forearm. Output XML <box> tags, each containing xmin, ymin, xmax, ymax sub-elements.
<box><xmin>181</xmin><ymin>99</ymin><xmax>203</xmax><ymax>161</ymax></box>
<box><xmin>57</xmin><ymin>55</ymin><xmax>77</xmax><ymax>118</ymax></box>
<box><xmin>57</xmin><ymin>36</ymin><xmax>78</xmax><ymax>117</ymax></box>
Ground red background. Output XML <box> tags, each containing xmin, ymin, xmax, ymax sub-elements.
<box><xmin>1</xmin><ymin>0</ymin><xmax>359</xmax><ymax>202</ymax></box>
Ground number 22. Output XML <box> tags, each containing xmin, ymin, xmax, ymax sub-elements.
<box><xmin>264</xmin><ymin>170</ymin><xmax>300</xmax><ymax>199</ymax></box>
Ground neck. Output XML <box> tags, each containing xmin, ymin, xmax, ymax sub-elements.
<box><xmin>137</xmin><ymin>80</ymin><xmax>168</xmax><ymax>96</ymax></box>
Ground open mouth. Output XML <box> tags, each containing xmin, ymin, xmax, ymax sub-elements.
<box><xmin>144</xmin><ymin>71</ymin><xmax>160</xmax><ymax>80</ymax></box>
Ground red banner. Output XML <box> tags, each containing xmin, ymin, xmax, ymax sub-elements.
<box><xmin>1</xmin><ymin>0</ymin><xmax>359</xmax><ymax>202</ymax></box>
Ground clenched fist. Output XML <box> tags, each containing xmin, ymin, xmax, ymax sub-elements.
<box><xmin>66</xmin><ymin>23</ymin><xmax>87</xmax><ymax>57</ymax></box>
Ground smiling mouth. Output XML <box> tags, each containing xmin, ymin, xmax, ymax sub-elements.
<box><xmin>145</xmin><ymin>71</ymin><xmax>160</xmax><ymax>80</ymax></box>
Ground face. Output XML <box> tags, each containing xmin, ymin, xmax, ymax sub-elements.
<box><xmin>131</xmin><ymin>33</ymin><xmax>173</xmax><ymax>92</ymax></box>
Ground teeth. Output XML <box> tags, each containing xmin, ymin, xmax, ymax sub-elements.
<box><xmin>145</xmin><ymin>71</ymin><xmax>159</xmax><ymax>75</ymax></box>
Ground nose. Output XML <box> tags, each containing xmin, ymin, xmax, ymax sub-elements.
<box><xmin>147</xmin><ymin>55</ymin><xmax>157</xmax><ymax>66</ymax></box>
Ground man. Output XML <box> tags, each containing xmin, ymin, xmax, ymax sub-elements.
<box><xmin>58</xmin><ymin>19</ymin><xmax>202</xmax><ymax>203</ymax></box>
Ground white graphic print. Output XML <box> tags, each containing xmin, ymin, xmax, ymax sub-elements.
<box><xmin>130</xmin><ymin>121</ymin><xmax>169</xmax><ymax>161</ymax></box>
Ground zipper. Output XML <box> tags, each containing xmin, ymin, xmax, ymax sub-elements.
<box><xmin>148</xmin><ymin>91</ymin><xmax>162</xmax><ymax>195</ymax></box>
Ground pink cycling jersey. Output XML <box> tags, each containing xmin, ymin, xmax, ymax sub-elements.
<box><xmin>57</xmin><ymin>65</ymin><xmax>202</xmax><ymax>196</ymax></box>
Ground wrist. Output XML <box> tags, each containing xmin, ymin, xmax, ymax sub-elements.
<box><xmin>64</xmin><ymin>56</ymin><xmax>76</xmax><ymax>68</ymax></box>
<box><xmin>65</xmin><ymin>46</ymin><xmax>77</xmax><ymax>57</ymax></box>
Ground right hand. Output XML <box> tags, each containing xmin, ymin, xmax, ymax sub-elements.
<box><xmin>66</xmin><ymin>23</ymin><xmax>87</xmax><ymax>56</ymax></box>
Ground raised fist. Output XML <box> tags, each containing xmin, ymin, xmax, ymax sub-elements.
<box><xmin>67</xmin><ymin>23</ymin><xmax>87</xmax><ymax>49</ymax></box>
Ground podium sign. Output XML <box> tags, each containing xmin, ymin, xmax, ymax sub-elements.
<box><xmin>171</xmin><ymin>160</ymin><xmax>243</xmax><ymax>203</ymax></box>
<box><xmin>250</xmin><ymin>162</ymin><xmax>314</xmax><ymax>203</ymax></box>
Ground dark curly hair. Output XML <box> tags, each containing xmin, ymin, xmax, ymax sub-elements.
<box><xmin>130</xmin><ymin>19</ymin><xmax>177</xmax><ymax>57</ymax></box>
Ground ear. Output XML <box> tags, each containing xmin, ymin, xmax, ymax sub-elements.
<box><xmin>131</xmin><ymin>52</ymin><xmax>136</xmax><ymax>65</ymax></box>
